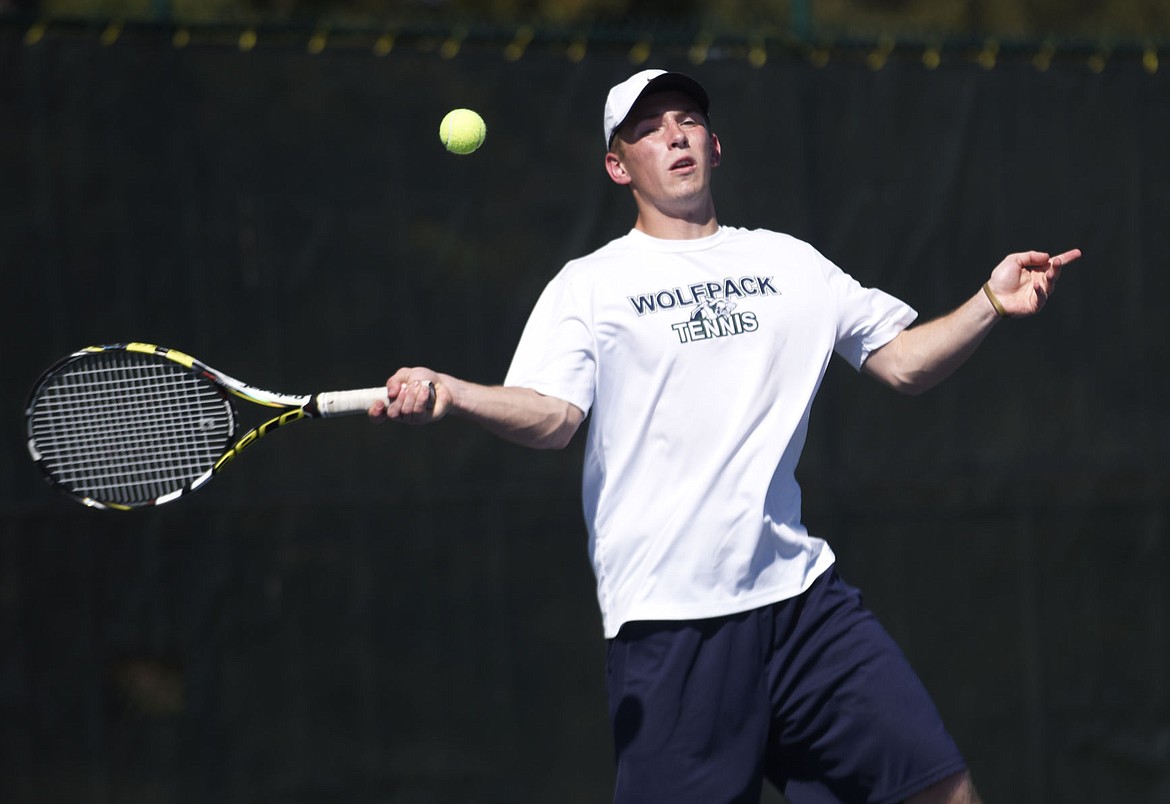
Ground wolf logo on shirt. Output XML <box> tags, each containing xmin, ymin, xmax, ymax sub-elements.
<box><xmin>693</xmin><ymin>298</ymin><xmax>736</xmax><ymax>322</ymax></box>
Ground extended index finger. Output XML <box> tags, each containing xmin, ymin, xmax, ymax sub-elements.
<box><xmin>1050</xmin><ymin>248</ymin><xmax>1082</xmax><ymax>267</ymax></box>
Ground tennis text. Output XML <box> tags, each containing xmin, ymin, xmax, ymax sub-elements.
<box><xmin>671</xmin><ymin>311</ymin><xmax>759</xmax><ymax>343</ymax></box>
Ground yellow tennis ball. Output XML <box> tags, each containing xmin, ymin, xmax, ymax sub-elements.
<box><xmin>439</xmin><ymin>108</ymin><xmax>486</xmax><ymax>155</ymax></box>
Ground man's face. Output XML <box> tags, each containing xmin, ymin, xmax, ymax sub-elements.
<box><xmin>606</xmin><ymin>90</ymin><xmax>721</xmax><ymax>212</ymax></box>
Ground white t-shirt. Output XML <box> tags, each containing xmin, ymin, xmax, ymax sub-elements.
<box><xmin>504</xmin><ymin>226</ymin><xmax>917</xmax><ymax>637</ymax></box>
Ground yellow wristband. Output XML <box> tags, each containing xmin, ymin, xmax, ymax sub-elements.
<box><xmin>982</xmin><ymin>282</ymin><xmax>1008</xmax><ymax>318</ymax></box>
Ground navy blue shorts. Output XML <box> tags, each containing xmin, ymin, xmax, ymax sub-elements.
<box><xmin>605</xmin><ymin>568</ymin><xmax>967</xmax><ymax>804</ymax></box>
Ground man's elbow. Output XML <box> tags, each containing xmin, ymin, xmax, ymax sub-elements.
<box><xmin>893</xmin><ymin>377</ymin><xmax>934</xmax><ymax>396</ymax></box>
<box><xmin>885</xmin><ymin>368</ymin><xmax>937</xmax><ymax>396</ymax></box>
<box><xmin>863</xmin><ymin>354</ymin><xmax>936</xmax><ymax>396</ymax></box>
<box><xmin>542</xmin><ymin>406</ymin><xmax>584</xmax><ymax>449</ymax></box>
<box><xmin>523</xmin><ymin>402</ymin><xmax>584</xmax><ymax>450</ymax></box>
<box><xmin>540</xmin><ymin>428</ymin><xmax>576</xmax><ymax>450</ymax></box>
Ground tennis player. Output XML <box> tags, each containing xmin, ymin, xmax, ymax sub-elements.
<box><xmin>372</xmin><ymin>69</ymin><xmax>1080</xmax><ymax>803</ymax></box>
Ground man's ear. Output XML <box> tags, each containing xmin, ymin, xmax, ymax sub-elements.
<box><xmin>710</xmin><ymin>133</ymin><xmax>722</xmax><ymax>168</ymax></box>
<box><xmin>605</xmin><ymin>151</ymin><xmax>632</xmax><ymax>186</ymax></box>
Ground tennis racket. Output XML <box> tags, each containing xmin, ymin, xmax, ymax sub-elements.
<box><xmin>26</xmin><ymin>342</ymin><xmax>389</xmax><ymax>510</ymax></box>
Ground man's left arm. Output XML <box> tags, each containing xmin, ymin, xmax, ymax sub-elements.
<box><xmin>861</xmin><ymin>248</ymin><xmax>1081</xmax><ymax>395</ymax></box>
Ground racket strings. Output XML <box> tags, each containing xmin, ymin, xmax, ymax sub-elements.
<box><xmin>28</xmin><ymin>353</ymin><xmax>235</xmax><ymax>506</ymax></box>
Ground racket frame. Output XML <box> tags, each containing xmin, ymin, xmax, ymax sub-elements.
<box><xmin>26</xmin><ymin>342</ymin><xmax>385</xmax><ymax>510</ymax></box>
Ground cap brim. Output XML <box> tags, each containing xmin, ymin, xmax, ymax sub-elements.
<box><xmin>640</xmin><ymin>72</ymin><xmax>710</xmax><ymax>116</ymax></box>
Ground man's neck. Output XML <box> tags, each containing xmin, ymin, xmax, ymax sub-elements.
<box><xmin>632</xmin><ymin>203</ymin><xmax>719</xmax><ymax>240</ymax></box>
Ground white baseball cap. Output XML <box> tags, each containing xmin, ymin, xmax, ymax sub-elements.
<box><xmin>603</xmin><ymin>69</ymin><xmax>710</xmax><ymax>148</ymax></box>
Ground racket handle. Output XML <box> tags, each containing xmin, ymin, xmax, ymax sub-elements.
<box><xmin>314</xmin><ymin>387</ymin><xmax>390</xmax><ymax>417</ymax></box>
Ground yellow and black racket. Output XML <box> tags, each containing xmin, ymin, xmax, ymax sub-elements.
<box><xmin>26</xmin><ymin>343</ymin><xmax>387</xmax><ymax>510</ymax></box>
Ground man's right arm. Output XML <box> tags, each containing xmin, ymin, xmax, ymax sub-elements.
<box><xmin>368</xmin><ymin>366</ymin><xmax>584</xmax><ymax>450</ymax></box>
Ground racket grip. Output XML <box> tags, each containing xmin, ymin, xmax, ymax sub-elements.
<box><xmin>315</xmin><ymin>387</ymin><xmax>390</xmax><ymax>417</ymax></box>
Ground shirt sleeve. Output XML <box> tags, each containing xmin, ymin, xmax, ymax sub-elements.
<box><xmin>819</xmin><ymin>252</ymin><xmax>919</xmax><ymax>370</ymax></box>
<box><xmin>503</xmin><ymin>270</ymin><xmax>597</xmax><ymax>414</ymax></box>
